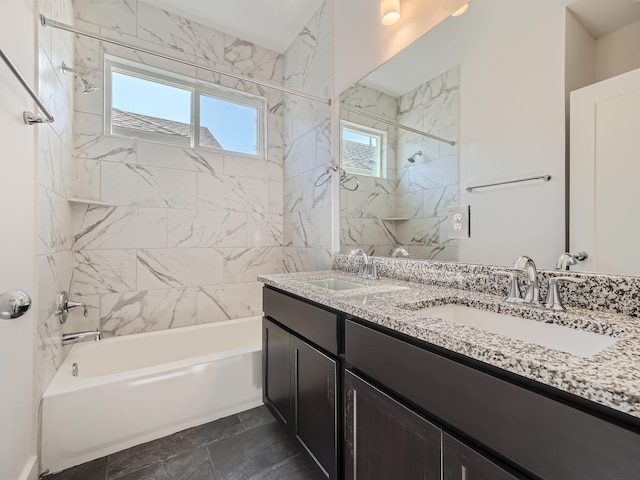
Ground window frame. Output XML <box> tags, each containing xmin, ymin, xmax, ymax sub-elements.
<box><xmin>340</xmin><ymin>120</ymin><xmax>387</xmax><ymax>179</ymax></box>
<box><xmin>104</xmin><ymin>55</ymin><xmax>267</xmax><ymax>159</ymax></box>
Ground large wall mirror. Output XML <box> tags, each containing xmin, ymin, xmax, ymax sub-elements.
<box><xmin>338</xmin><ymin>0</ymin><xmax>640</xmax><ymax>274</ymax></box>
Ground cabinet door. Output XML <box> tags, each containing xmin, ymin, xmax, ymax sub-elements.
<box><xmin>263</xmin><ymin>318</ymin><xmax>292</xmax><ymax>426</ymax></box>
<box><xmin>292</xmin><ymin>336</ymin><xmax>338</xmax><ymax>479</ymax></box>
<box><xmin>443</xmin><ymin>434</ymin><xmax>519</xmax><ymax>480</ymax></box>
<box><xmin>344</xmin><ymin>370</ymin><xmax>441</xmax><ymax>480</ymax></box>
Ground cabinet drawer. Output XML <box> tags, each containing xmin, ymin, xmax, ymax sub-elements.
<box><xmin>345</xmin><ymin>319</ymin><xmax>640</xmax><ymax>480</ymax></box>
<box><xmin>263</xmin><ymin>287</ymin><xmax>338</xmax><ymax>355</ymax></box>
<box><xmin>443</xmin><ymin>434</ymin><xmax>518</xmax><ymax>480</ymax></box>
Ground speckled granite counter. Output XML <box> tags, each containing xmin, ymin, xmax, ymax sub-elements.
<box><xmin>258</xmin><ymin>270</ymin><xmax>640</xmax><ymax>420</ymax></box>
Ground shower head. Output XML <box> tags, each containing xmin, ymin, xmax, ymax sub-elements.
<box><xmin>62</xmin><ymin>62</ymin><xmax>99</xmax><ymax>94</ymax></box>
<box><xmin>407</xmin><ymin>151</ymin><xmax>422</xmax><ymax>163</ymax></box>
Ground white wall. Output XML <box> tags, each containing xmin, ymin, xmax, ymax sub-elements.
<box><xmin>333</xmin><ymin>0</ymin><xmax>468</xmax><ymax>93</ymax></box>
<box><xmin>565</xmin><ymin>10</ymin><xmax>596</xmax><ymax>99</ymax></box>
<box><xmin>595</xmin><ymin>20</ymin><xmax>640</xmax><ymax>82</ymax></box>
<box><xmin>0</xmin><ymin>1</ymin><xmax>38</xmax><ymax>478</ymax></box>
<box><xmin>457</xmin><ymin>6</ymin><xmax>567</xmax><ymax>269</ymax></box>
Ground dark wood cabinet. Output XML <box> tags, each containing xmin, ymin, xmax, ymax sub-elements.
<box><xmin>292</xmin><ymin>336</ymin><xmax>338</xmax><ymax>479</ymax></box>
<box><xmin>262</xmin><ymin>318</ymin><xmax>292</xmax><ymax>426</ymax></box>
<box><xmin>344</xmin><ymin>370</ymin><xmax>441</xmax><ymax>480</ymax></box>
<box><xmin>262</xmin><ymin>307</ymin><xmax>338</xmax><ymax>479</ymax></box>
<box><xmin>263</xmin><ymin>286</ymin><xmax>640</xmax><ymax>480</ymax></box>
<box><xmin>443</xmin><ymin>434</ymin><xmax>518</xmax><ymax>480</ymax></box>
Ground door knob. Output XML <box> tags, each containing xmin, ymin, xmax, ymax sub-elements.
<box><xmin>0</xmin><ymin>290</ymin><xmax>32</xmax><ymax>319</ymax></box>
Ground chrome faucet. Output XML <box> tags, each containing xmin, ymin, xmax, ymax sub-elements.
<box><xmin>556</xmin><ymin>251</ymin><xmax>588</xmax><ymax>270</ymax></box>
<box><xmin>509</xmin><ymin>256</ymin><xmax>541</xmax><ymax>304</ymax></box>
<box><xmin>506</xmin><ymin>255</ymin><xmax>585</xmax><ymax>311</ymax></box>
<box><xmin>62</xmin><ymin>329</ymin><xmax>102</xmax><ymax>346</ymax></box>
<box><xmin>351</xmin><ymin>248</ymin><xmax>377</xmax><ymax>279</ymax></box>
<box><xmin>351</xmin><ymin>248</ymin><xmax>368</xmax><ymax>266</ymax></box>
<box><xmin>392</xmin><ymin>247</ymin><xmax>409</xmax><ymax>258</ymax></box>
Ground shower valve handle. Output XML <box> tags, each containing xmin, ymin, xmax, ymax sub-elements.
<box><xmin>56</xmin><ymin>291</ymin><xmax>88</xmax><ymax>324</ymax></box>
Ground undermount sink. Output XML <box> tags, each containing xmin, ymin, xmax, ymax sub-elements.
<box><xmin>418</xmin><ymin>304</ymin><xmax>617</xmax><ymax>358</ymax></box>
<box><xmin>306</xmin><ymin>279</ymin><xmax>365</xmax><ymax>291</ymax></box>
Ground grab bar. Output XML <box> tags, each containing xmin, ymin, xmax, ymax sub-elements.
<box><xmin>466</xmin><ymin>174</ymin><xmax>551</xmax><ymax>192</ymax></box>
<box><xmin>0</xmin><ymin>45</ymin><xmax>54</xmax><ymax>125</ymax></box>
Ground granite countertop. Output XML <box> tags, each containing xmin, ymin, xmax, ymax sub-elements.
<box><xmin>258</xmin><ymin>270</ymin><xmax>640</xmax><ymax>420</ymax></box>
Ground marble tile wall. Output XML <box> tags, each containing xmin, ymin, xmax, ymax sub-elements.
<box><xmin>282</xmin><ymin>1</ymin><xmax>334</xmax><ymax>272</ymax></box>
<box><xmin>338</xmin><ymin>67</ymin><xmax>460</xmax><ymax>260</ymax></box>
<box><xmin>339</xmin><ymin>85</ymin><xmax>398</xmax><ymax>256</ymax></box>
<box><xmin>395</xmin><ymin>66</ymin><xmax>460</xmax><ymax>261</ymax></box>
<box><xmin>68</xmin><ymin>0</ymin><xmax>286</xmax><ymax>336</ymax></box>
<box><xmin>36</xmin><ymin>0</ymin><xmax>75</xmax><ymax>404</ymax></box>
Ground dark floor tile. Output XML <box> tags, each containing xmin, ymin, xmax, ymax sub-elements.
<box><xmin>107</xmin><ymin>415</ymin><xmax>244</xmax><ymax>479</ymax></box>
<box><xmin>238</xmin><ymin>406</ymin><xmax>276</xmax><ymax>431</ymax></box>
<box><xmin>208</xmin><ymin>422</ymin><xmax>299</xmax><ymax>480</ymax></box>
<box><xmin>180</xmin><ymin>414</ymin><xmax>247</xmax><ymax>446</ymax></box>
<box><xmin>245</xmin><ymin>454</ymin><xmax>326</xmax><ymax>480</ymax></box>
<box><xmin>44</xmin><ymin>457</ymin><xmax>107</xmax><ymax>480</ymax></box>
<box><xmin>112</xmin><ymin>447</ymin><xmax>214</xmax><ymax>480</ymax></box>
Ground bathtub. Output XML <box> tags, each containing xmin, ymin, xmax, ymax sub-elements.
<box><xmin>41</xmin><ymin>316</ymin><xmax>263</xmax><ymax>474</ymax></box>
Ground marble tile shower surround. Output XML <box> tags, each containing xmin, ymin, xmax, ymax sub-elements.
<box><xmin>67</xmin><ymin>0</ymin><xmax>303</xmax><ymax>336</ymax></box>
<box><xmin>340</xmin><ymin>84</ymin><xmax>398</xmax><ymax>257</ymax></box>
<box><xmin>333</xmin><ymin>254</ymin><xmax>640</xmax><ymax>318</ymax></box>
<box><xmin>338</xmin><ymin>67</ymin><xmax>460</xmax><ymax>261</ymax></box>
<box><xmin>282</xmin><ymin>1</ymin><xmax>334</xmax><ymax>273</ymax></box>
<box><xmin>36</xmin><ymin>0</ymin><xmax>76</xmax><ymax>401</ymax></box>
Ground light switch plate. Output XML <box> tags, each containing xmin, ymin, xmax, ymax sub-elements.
<box><xmin>448</xmin><ymin>205</ymin><xmax>470</xmax><ymax>238</ymax></box>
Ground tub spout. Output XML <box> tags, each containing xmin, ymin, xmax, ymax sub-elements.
<box><xmin>62</xmin><ymin>329</ymin><xmax>102</xmax><ymax>346</ymax></box>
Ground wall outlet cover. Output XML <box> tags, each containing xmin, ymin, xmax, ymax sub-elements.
<box><xmin>448</xmin><ymin>205</ymin><xmax>470</xmax><ymax>238</ymax></box>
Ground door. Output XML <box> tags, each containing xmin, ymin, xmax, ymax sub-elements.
<box><xmin>443</xmin><ymin>434</ymin><xmax>519</xmax><ymax>480</ymax></box>
<box><xmin>570</xmin><ymin>68</ymin><xmax>640</xmax><ymax>275</ymax></box>
<box><xmin>292</xmin><ymin>336</ymin><xmax>337</xmax><ymax>479</ymax></box>
<box><xmin>263</xmin><ymin>318</ymin><xmax>292</xmax><ymax>426</ymax></box>
<box><xmin>0</xmin><ymin>1</ymin><xmax>37</xmax><ymax>479</ymax></box>
<box><xmin>344</xmin><ymin>370</ymin><xmax>441</xmax><ymax>480</ymax></box>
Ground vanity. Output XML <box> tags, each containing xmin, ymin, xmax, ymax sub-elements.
<box><xmin>260</xmin><ymin>265</ymin><xmax>640</xmax><ymax>480</ymax></box>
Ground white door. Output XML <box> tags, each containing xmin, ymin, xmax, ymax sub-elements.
<box><xmin>0</xmin><ymin>1</ymin><xmax>38</xmax><ymax>479</ymax></box>
<box><xmin>570</xmin><ymin>68</ymin><xmax>640</xmax><ymax>275</ymax></box>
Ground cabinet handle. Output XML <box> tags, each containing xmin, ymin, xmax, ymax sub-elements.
<box><xmin>353</xmin><ymin>388</ymin><xmax>358</xmax><ymax>479</ymax></box>
<box><xmin>294</xmin><ymin>348</ymin><xmax>299</xmax><ymax>433</ymax></box>
<box><xmin>461</xmin><ymin>465</ymin><xmax>467</xmax><ymax>480</ymax></box>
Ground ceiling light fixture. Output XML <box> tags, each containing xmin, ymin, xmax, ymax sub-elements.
<box><xmin>451</xmin><ymin>2</ymin><xmax>470</xmax><ymax>16</ymax></box>
<box><xmin>381</xmin><ymin>0</ymin><xmax>400</xmax><ymax>25</ymax></box>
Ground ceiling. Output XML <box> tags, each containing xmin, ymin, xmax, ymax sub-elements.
<box><xmin>142</xmin><ymin>0</ymin><xmax>325</xmax><ymax>53</ymax></box>
<box><xmin>361</xmin><ymin>0</ymin><xmax>640</xmax><ymax>97</ymax></box>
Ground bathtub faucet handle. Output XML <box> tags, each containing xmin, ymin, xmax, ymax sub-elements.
<box><xmin>56</xmin><ymin>291</ymin><xmax>88</xmax><ymax>324</ymax></box>
<box><xmin>67</xmin><ymin>300</ymin><xmax>88</xmax><ymax>317</ymax></box>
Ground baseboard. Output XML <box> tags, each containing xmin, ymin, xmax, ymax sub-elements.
<box><xmin>18</xmin><ymin>456</ymin><xmax>38</xmax><ymax>480</ymax></box>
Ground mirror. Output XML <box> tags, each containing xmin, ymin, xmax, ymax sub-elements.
<box><xmin>338</xmin><ymin>0</ymin><xmax>640</xmax><ymax>273</ymax></box>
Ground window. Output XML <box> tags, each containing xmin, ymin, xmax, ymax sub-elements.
<box><xmin>105</xmin><ymin>56</ymin><xmax>266</xmax><ymax>158</ymax></box>
<box><xmin>340</xmin><ymin>121</ymin><xmax>386</xmax><ymax>178</ymax></box>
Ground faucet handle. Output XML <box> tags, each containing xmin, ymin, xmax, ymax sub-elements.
<box><xmin>67</xmin><ymin>300</ymin><xmax>88</xmax><ymax>317</ymax></box>
<box><xmin>502</xmin><ymin>272</ymin><xmax>523</xmax><ymax>303</ymax></box>
<box><xmin>544</xmin><ymin>276</ymin><xmax>585</xmax><ymax>311</ymax></box>
<box><xmin>56</xmin><ymin>291</ymin><xmax>88</xmax><ymax>324</ymax></box>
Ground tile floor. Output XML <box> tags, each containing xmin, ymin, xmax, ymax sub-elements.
<box><xmin>44</xmin><ymin>406</ymin><xmax>325</xmax><ymax>480</ymax></box>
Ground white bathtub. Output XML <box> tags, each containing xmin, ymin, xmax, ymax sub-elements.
<box><xmin>41</xmin><ymin>316</ymin><xmax>263</xmax><ymax>474</ymax></box>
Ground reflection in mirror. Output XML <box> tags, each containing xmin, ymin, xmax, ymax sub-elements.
<box><xmin>339</xmin><ymin>67</ymin><xmax>460</xmax><ymax>260</ymax></box>
<box><xmin>338</xmin><ymin>0</ymin><xmax>640</xmax><ymax>274</ymax></box>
